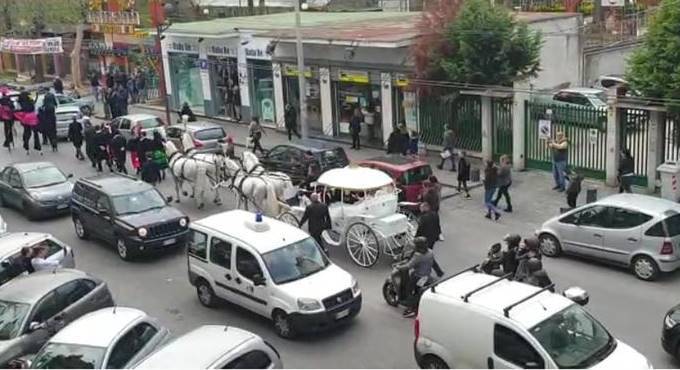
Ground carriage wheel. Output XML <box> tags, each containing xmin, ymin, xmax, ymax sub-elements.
<box><xmin>278</xmin><ymin>212</ymin><xmax>300</xmax><ymax>227</ymax></box>
<box><xmin>345</xmin><ymin>222</ymin><xmax>381</xmax><ymax>268</ymax></box>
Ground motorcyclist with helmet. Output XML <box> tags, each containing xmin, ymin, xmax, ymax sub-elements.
<box><xmin>402</xmin><ymin>236</ymin><xmax>434</xmax><ymax>318</ymax></box>
<box><xmin>523</xmin><ymin>257</ymin><xmax>555</xmax><ymax>292</ymax></box>
<box><xmin>502</xmin><ymin>234</ymin><xmax>522</xmax><ymax>277</ymax></box>
<box><xmin>480</xmin><ymin>243</ymin><xmax>504</xmax><ymax>275</ymax></box>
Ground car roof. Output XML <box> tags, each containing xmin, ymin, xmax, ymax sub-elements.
<box><xmin>47</xmin><ymin>307</ymin><xmax>146</xmax><ymax>348</ymax></box>
<box><xmin>79</xmin><ymin>174</ymin><xmax>153</xmax><ymax>196</ymax></box>
<box><xmin>0</xmin><ymin>232</ymin><xmax>52</xmax><ymax>257</ymax></box>
<box><xmin>560</xmin><ymin>87</ymin><xmax>605</xmax><ymax>95</ymax></box>
<box><xmin>358</xmin><ymin>156</ymin><xmax>430</xmax><ymax>172</ymax></box>
<box><xmin>592</xmin><ymin>193</ymin><xmax>680</xmax><ymax>217</ymax></box>
<box><xmin>0</xmin><ymin>269</ymin><xmax>94</xmax><ymax>304</ymax></box>
<box><xmin>11</xmin><ymin>161</ymin><xmax>57</xmax><ymax>173</ymax></box>
<box><xmin>135</xmin><ymin>325</ymin><xmax>258</xmax><ymax>368</ymax></box>
<box><xmin>273</xmin><ymin>141</ymin><xmax>342</xmax><ymax>153</ymax></box>
<box><xmin>170</xmin><ymin>121</ymin><xmax>223</xmax><ymax>131</ymax></box>
<box><xmin>193</xmin><ymin>210</ymin><xmax>309</xmax><ymax>254</ymax></box>
<box><xmin>121</xmin><ymin>114</ymin><xmax>159</xmax><ymax>121</ymax></box>
<box><xmin>429</xmin><ymin>271</ymin><xmax>572</xmax><ymax>328</ymax></box>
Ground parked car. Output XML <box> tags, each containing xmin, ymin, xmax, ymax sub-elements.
<box><xmin>134</xmin><ymin>325</ymin><xmax>282</xmax><ymax>369</ymax></box>
<box><xmin>357</xmin><ymin>156</ymin><xmax>433</xmax><ymax>204</ymax></box>
<box><xmin>111</xmin><ymin>114</ymin><xmax>166</xmax><ymax>141</ymax></box>
<box><xmin>414</xmin><ymin>268</ymin><xmax>651</xmax><ymax>369</ymax></box>
<box><xmin>259</xmin><ymin>143</ymin><xmax>349</xmax><ymax>184</ymax></box>
<box><xmin>662</xmin><ymin>303</ymin><xmax>680</xmax><ymax>361</ymax></box>
<box><xmin>0</xmin><ymin>232</ymin><xmax>75</xmax><ymax>286</ymax></box>
<box><xmin>538</xmin><ymin>193</ymin><xmax>680</xmax><ymax>281</ymax></box>
<box><xmin>0</xmin><ymin>269</ymin><xmax>114</xmax><ymax>367</ymax></box>
<box><xmin>0</xmin><ymin>162</ymin><xmax>73</xmax><ymax>220</ymax></box>
<box><xmin>30</xmin><ymin>307</ymin><xmax>170</xmax><ymax>369</ymax></box>
<box><xmin>542</xmin><ymin>88</ymin><xmax>608</xmax><ymax>109</ymax></box>
<box><xmin>166</xmin><ymin>122</ymin><xmax>227</xmax><ymax>154</ymax></box>
<box><xmin>70</xmin><ymin>173</ymin><xmax>189</xmax><ymax>261</ymax></box>
<box><xmin>188</xmin><ymin>210</ymin><xmax>361</xmax><ymax>338</ymax></box>
<box><xmin>35</xmin><ymin>94</ymin><xmax>94</xmax><ymax>139</ymax></box>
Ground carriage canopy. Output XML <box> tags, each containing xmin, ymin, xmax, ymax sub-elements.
<box><xmin>317</xmin><ymin>166</ymin><xmax>394</xmax><ymax>190</ymax></box>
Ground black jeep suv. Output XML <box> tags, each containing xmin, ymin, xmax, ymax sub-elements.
<box><xmin>70</xmin><ymin>173</ymin><xmax>189</xmax><ymax>261</ymax></box>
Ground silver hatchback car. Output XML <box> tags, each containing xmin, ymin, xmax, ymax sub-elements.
<box><xmin>538</xmin><ymin>194</ymin><xmax>680</xmax><ymax>281</ymax></box>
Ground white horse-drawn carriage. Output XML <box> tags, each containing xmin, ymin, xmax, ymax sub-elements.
<box><xmin>279</xmin><ymin>166</ymin><xmax>416</xmax><ymax>268</ymax></box>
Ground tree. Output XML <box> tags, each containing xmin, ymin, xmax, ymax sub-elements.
<box><xmin>412</xmin><ymin>0</ymin><xmax>463</xmax><ymax>80</ymax></box>
<box><xmin>438</xmin><ymin>0</ymin><xmax>542</xmax><ymax>86</ymax></box>
<box><xmin>626</xmin><ymin>0</ymin><xmax>680</xmax><ymax>108</ymax></box>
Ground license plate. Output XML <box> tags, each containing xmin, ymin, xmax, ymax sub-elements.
<box><xmin>57</xmin><ymin>204</ymin><xmax>68</xmax><ymax>210</ymax></box>
<box><xmin>163</xmin><ymin>238</ymin><xmax>176</xmax><ymax>246</ymax></box>
<box><xmin>335</xmin><ymin>309</ymin><xmax>350</xmax><ymax>320</ymax></box>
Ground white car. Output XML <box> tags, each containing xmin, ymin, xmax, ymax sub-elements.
<box><xmin>188</xmin><ymin>210</ymin><xmax>361</xmax><ymax>338</ymax></box>
<box><xmin>111</xmin><ymin>114</ymin><xmax>166</xmax><ymax>141</ymax></box>
<box><xmin>30</xmin><ymin>307</ymin><xmax>170</xmax><ymax>369</ymax></box>
<box><xmin>0</xmin><ymin>232</ymin><xmax>75</xmax><ymax>285</ymax></box>
<box><xmin>134</xmin><ymin>325</ymin><xmax>282</xmax><ymax>369</ymax></box>
<box><xmin>414</xmin><ymin>269</ymin><xmax>651</xmax><ymax>369</ymax></box>
<box><xmin>35</xmin><ymin>94</ymin><xmax>94</xmax><ymax>139</ymax></box>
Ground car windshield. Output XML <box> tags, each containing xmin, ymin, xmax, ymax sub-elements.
<box><xmin>402</xmin><ymin>165</ymin><xmax>433</xmax><ymax>185</ymax></box>
<box><xmin>22</xmin><ymin>167</ymin><xmax>66</xmax><ymax>188</ymax></box>
<box><xmin>32</xmin><ymin>343</ymin><xmax>106</xmax><ymax>369</ymax></box>
<box><xmin>530</xmin><ymin>304</ymin><xmax>615</xmax><ymax>368</ymax></box>
<box><xmin>138</xmin><ymin>117</ymin><xmax>163</xmax><ymax>129</ymax></box>
<box><xmin>111</xmin><ymin>189</ymin><xmax>166</xmax><ymax>215</ymax></box>
<box><xmin>262</xmin><ymin>237</ymin><xmax>329</xmax><ymax>284</ymax></box>
<box><xmin>0</xmin><ymin>300</ymin><xmax>30</xmax><ymax>340</ymax></box>
<box><xmin>194</xmin><ymin>127</ymin><xmax>226</xmax><ymax>141</ymax></box>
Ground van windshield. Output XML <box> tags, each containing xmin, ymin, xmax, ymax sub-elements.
<box><xmin>262</xmin><ymin>237</ymin><xmax>329</xmax><ymax>284</ymax></box>
<box><xmin>530</xmin><ymin>304</ymin><xmax>615</xmax><ymax>368</ymax></box>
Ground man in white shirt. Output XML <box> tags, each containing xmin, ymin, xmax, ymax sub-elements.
<box><xmin>31</xmin><ymin>245</ymin><xmax>60</xmax><ymax>272</ymax></box>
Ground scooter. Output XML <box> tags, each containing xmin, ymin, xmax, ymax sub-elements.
<box><xmin>382</xmin><ymin>248</ymin><xmax>436</xmax><ymax>307</ymax></box>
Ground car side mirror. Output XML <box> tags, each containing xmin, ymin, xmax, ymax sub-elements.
<box><xmin>564</xmin><ymin>287</ymin><xmax>589</xmax><ymax>306</ymax></box>
<box><xmin>166</xmin><ymin>196</ymin><xmax>173</xmax><ymax>203</ymax></box>
<box><xmin>67</xmin><ymin>174</ymin><xmax>74</xmax><ymax>179</ymax></box>
<box><xmin>252</xmin><ymin>274</ymin><xmax>266</xmax><ymax>286</ymax></box>
<box><xmin>28</xmin><ymin>321</ymin><xmax>45</xmax><ymax>332</ymax></box>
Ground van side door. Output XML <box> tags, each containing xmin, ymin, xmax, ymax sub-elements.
<box><xmin>204</xmin><ymin>235</ymin><xmax>238</xmax><ymax>303</ymax></box>
<box><xmin>489</xmin><ymin>324</ymin><xmax>552</xmax><ymax>369</ymax></box>
<box><xmin>233</xmin><ymin>246</ymin><xmax>269</xmax><ymax>316</ymax></box>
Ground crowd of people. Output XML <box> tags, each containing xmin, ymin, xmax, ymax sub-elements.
<box><xmin>480</xmin><ymin>234</ymin><xmax>553</xmax><ymax>291</ymax></box>
<box><xmin>90</xmin><ymin>69</ymin><xmax>148</xmax><ymax>120</ymax></box>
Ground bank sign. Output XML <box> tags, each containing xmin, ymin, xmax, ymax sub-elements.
<box><xmin>0</xmin><ymin>38</ymin><xmax>63</xmax><ymax>55</ymax></box>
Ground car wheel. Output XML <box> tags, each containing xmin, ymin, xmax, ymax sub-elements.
<box><xmin>196</xmin><ymin>279</ymin><xmax>217</xmax><ymax>308</ymax></box>
<box><xmin>539</xmin><ymin>233</ymin><xmax>562</xmax><ymax>257</ymax></box>
<box><xmin>116</xmin><ymin>238</ymin><xmax>134</xmax><ymax>261</ymax></box>
<box><xmin>632</xmin><ymin>255</ymin><xmax>660</xmax><ymax>281</ymax></box>
<box><xmin>420</xmin><ymin>355</ymin><xmax>449</xmax><ymax>369</ymax></box>
<box><xmin>73</xmin><ymin>217</ymin><xmax>89</xmax><ymax>239</ymax></box>
<box><xmin>272</xmin><ymin>310</ymin><xmax>296</xmax><ymax>339</ymax></box>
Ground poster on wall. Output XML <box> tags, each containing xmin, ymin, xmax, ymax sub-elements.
<box><xmin>538</xmin><ymin>119</ymin><xmax>552</xmax><ymax>140</ymax></box>
<box><xmin>0</xmin><ymin>37</ymin><xmax>63</xmax><ymax>54</ymax></box>
<box><xmin>403</xmin><ymin>91</ymin><xmax>417</xmax><ymax>131</ymax></box>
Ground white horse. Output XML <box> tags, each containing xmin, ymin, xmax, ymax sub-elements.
<box><xmin>241</xmin><ymin>150</ymin><xmax>297</xmax><ymax>201</ymax></box>
<box><xmin>164</xmin><ymin>140</ymin><xmax>223</xmax><ymax>209</ymax></box>
<box><xmin>220</xmin><ymin>156</ymin><xmax>283</xmax><ymax>217</ymax></box>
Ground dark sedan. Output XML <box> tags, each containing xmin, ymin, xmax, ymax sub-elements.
<box><xmin>0</xmin><ymin>162</ymin><xmax>73</xmax><ymax>220</ymax></box>
<box><xmin>260</xmin><ymin>143</ymin><xmax>349</xmax><ymax>184</ymax></box>
<box><xmin>662</xmin><ymin>303</ymin><xmax>680</xmax><ymax>361</ymax></box>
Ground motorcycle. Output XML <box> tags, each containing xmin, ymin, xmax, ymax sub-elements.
<box><xmin>382</xmin><ymin>246</ymin><xmax>436</xmax><ymax>308</ymax></box>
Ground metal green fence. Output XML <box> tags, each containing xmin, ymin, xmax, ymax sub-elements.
<box><xmin>619</xmin><ymin>109</ymin><xmax>649</xmax><ymax>186</ymax></box>
<box><xmin>493</xmin><ymin>98</ymin><xmax>513</xmax><ymax>160</ymax></box>
<box><xmin>665</xmin><ymin>114</ymin><xmax>680</xmax><ymax>162</ymax></box>
<box><xmin>525</xmin><ymin>101</ymin><xmax>608</xmax><ymax>179</ymax></box>
<box><xmin>419</xmin><ymin>94</ymin><xmax>482</xmax><ymax>152</ymax></box>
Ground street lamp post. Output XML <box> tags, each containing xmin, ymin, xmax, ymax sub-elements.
<box><xmin>295</xmin><ymin>0</ymin><xmax>308</xmax><ymax>140</ymax></box>
<box><xmin>153</xmin><ymin>1</ymin><xmax>173</xmax><ymax>126</ymax></box>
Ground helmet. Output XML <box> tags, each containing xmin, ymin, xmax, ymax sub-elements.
<box><xmin>527</xmin><ymin>257</ymin><xmax>543</xmax><ymax>273</ymax></box>
<box><xmin>414</xmin><ymin>237</ymin><xmax>428</xmax><ymax>253</ymax></box>
<box><xmin>524</xmin><ymin>237</ymin><xmax>540</xmax><ymax>251</ymax></box>
<box><xmin>490</xmin><ymin>243</ymin><xmax>502</xmax><ymax>254</ymax></box>
<box><xmin>503</xmin><ymin>234</ymin><xmax>522</xmax><ymax>247</ymax></box>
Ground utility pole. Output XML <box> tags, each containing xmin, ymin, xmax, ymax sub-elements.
<box><xmin>295</xmin><ymin>0</ymin><xmax>308</xmax><ymax>140</ymax></box>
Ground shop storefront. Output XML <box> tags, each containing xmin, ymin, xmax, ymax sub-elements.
<box><xmin>248</xmin><ymin>59</ymin><xmax>276</xmax><ymax>125</ymax></box>
<box><xmin>281</xmin><ymin>64</ymin><xmax>322</xmax><ymax>133</ymax></box>
<box><xmin>332</xmin><ymin>69</ymin><xmax>382</xmax><ymax>143</ymax></box>
<box><xmin>392</xmin><ymin>74</ymin><xmax>418</xmax><ymax>131</ymax></box>
<box><xmin>169</xmin><ymin>52</ymin><xmax>204</xmax><ymax>113</ymax></box>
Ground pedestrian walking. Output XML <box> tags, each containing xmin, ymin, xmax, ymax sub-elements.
<box><xmin>16</xmin><ymin>91</ymin><xmax>40</xmax><ymax>155</ymax></box>
<box><xmin>110</xmin><ymin>129</ymin><xmax>128</xmax><ymax>174</ymax></box>
<box><xmin>457</xmin><ymin>152</ymin><xmax>471</xmax><ymax>198</ymax></box>
<box><xmin>89</xmin><ymin>71</ymin><xmax>100</xmax><ymax>102</ymax></box>
<box><xmin>93</xmin><ymin>125</ymin><xmax>112</xmax><ymax>172</ymax></box>
<box><xmin>140</xmin><ymin>153</ymin><xmax>162</xmax><ymax>185</ymax></box>
<box><xmin>117</xmin><ymin>85</ymin><xmax>129</xmax><ymax>116</ymax></box>
<box><xmin>179</xmin><ymin>102</ymin><xmax>197</xmax><ymax>123</ymax></box>
<box><xmin>53</xmin><ymin>77</ymin><xmax>64</xmax><ymax>94</ymax></box>
<box><xmin>0</xmin><ymin>92</ymin><xmax>15</xmax><ymax>149</ymax></box>
<box><xmin>565</xmin><ymin>170</ymin><xmax>584</xmax><ymax>209</ymax></box>
<box><xmin>102</xmin><ymin>87</ymin><xmax>112</xmax><ymax>120</ymax></box>
<box><xmin>150</xmin><ymin>130</ymin><xmax>167</xmax><ymax>180</ymax></box>
<box><xmin>135</xmin><ymin>71</ymin><xmax>146</xmax><ymax>104</ymax></box>
<box><xmin>350</xmin><ymin>108</ymin><xmax>363</xmax><ymax>150</ymax></box>
<box><xmin>248</xmin><ymin>116</ymin><xmax>265</xmax><ymax>155</ymax></box>
<box><xmin>438</xmin><ymin>124</ymin><xmax>456</xmax><ymax>171</ymax></box>
<box><xmin>483</xmin><ymin>160</ymin><xmax>501</xmax><ymax>221</ymax></box>
<box><xmin>67</xmin><ymin>116</ymin><xmax>84</xmax><ymax>160</ymax></box>
<box><xmin>138</xmin><ymin>130</ymin><xmax>153</xmax><ymax>170</ymax></box>
<box><xmin>127</xmin><ymin>78</ymin><xmax>137</xmax><ymax>105</ymax></box>
<box><xmin>37</xmin><ymin>103</ymin><xmax>57</xmax><ymax>152</ymax></box>
<box><xmin>416</xmin><ymin>201</ymin><xmax>444</xmax><ymax>278</ymax></box>
<box><xmin>493</xmin><ymin>154</ymin><xmax>513</xmax><ymax>212</ymax></box>
<box><xmin>299</xmin><ymin>193</ymin><xmax>332</xmax><ymax>253</ymax></box>
<box><xmin>83</xmin><ymin>119</ymin><xmax>97</xmax><ymax>167</ymax></box>
<box><xmin>548</xmin><ymin>131</ymin><xmax>569</xmax><ymax>192</ymax></box>
<box><xmin>422</xmin><ymin>176</ymin><xmax>441</xmax><ymax>212</ymax></box>
<box><xmin>284</xmin><ymin>103</ymin><xmax>301</xmax><ymax>141</ymax></box>
<box><xmin>106</xmin><ymin>71</ymin><xmax>115</xmax><ymax>89</ymax></box>
<box><xmin>618</xmin><ymin>149</ymin><xmax>634</xmax><ymax>193</ymax></box>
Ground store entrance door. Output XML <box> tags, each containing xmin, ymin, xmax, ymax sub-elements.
<box><xmin>283</xmin><ymin>77</ymin><xmax>322</xmax><ymax>135</ymax></box>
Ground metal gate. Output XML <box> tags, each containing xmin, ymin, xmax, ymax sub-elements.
<box><xmin>493</xmin><ymin>98</ymin><xmax>513</xmax><ymax>160</ymax></box>
<box><xmin>619</xmin><ymin>109</ymin><xmax>649</xmax><ymax>186</ymax></box>
<box><xmin>665</xmin><ymin>114</ymin><xmax>680</xmax><ymax>162</ymax></box>
<box><xmin>419</xmin><ymin>94</ymin><xmax>482</xmax><ymax>152</ymax></box>
<box><xmin>525</xmin><ymin>101</ymin><xmax>608</xmax><ymax>179</ymax></box>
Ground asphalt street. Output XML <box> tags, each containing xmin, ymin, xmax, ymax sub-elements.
<box><xmin>0</xmin><ymin>127</ymin><xmax>678</xmax><ymax>368</ymax></box>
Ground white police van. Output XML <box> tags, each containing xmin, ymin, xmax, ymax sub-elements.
<box><xmin>187</xmin><ymin>210</ymin><xmax>361</xmax><ymax>338</ymax></box>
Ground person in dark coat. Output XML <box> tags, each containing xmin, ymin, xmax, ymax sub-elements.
<box><xmin>524</xmin><ymin>258</ymin><xmax>554</xmax><ymax>292</ymax></box>
<box><xmin>618</xmin><ymin>149</ymin><xmax>634</xmax><ymax>193</ymax></box>
<box><xmin>53</xmin><ymin>77</ymin><xmax>64</xmax><ymax>94</ymax></box>
<box><xmin>422</xmin><ymin>176</ymin><xmax>441</xmax><ymax>212</ymax></box>
<box><xmin>67</xmin><ymin>117</ymin><xmax>84</xmax><ymax>160</ymax></box>
<box><xmin>457</xmin><ymin>152</ymin><xmax>471</xmax><ymax>198</ymax></box>
<box><xmin>83</xmin><ymin>120</ymin><xmax>97</xmax><ymax>167</ymax></box>
<box><xmin>299</xmin><ymin>193</ymin><xmax>332</xmax><ymax>253</ymax></box>
<box><xmin>502</xmin><ymin>234</ymin><xmax>521</xmax><ymax>277</ymax></box>
<box><xmin>93</xmin><ymin>125</ymin><xmax>112</xmax><ymax>172</ymax></box>
<box><xmin>179</xmin><ymin>102</ymin><xmax>197</xmax><ymax>122</ymax></box>
<box><xmin>284</xmin><ymin>103</ymin><xmax>301</xmax><ymax>141</ymax></box>
<box><xmin>140</xmin><ymin>153</ymin><xmax>162</xmax><ymax>185</ymax></box>
<box><xmin>416</xmin><ymin>201</ymin><xmax>444</xmax><ymax>277</ymax></box>
<box><xmin>17</xmin><ymin>91</ymin><xmax>40</xmax><ymax>155</ymax></box>
<box><xmin>0</xmin><ymin>92</ymin><xmax>15</xmax><ymax>149</ymax></box>
<box><xmin>117</xmin><ymin>85</ymin><xmax>129</xmax><ymax>116</ymax></box>
<box><xmin>483</xmin><ymin>160</ymin><xmax>501</xmax><ymax>220</ymax></box>
<box><xmin>386</xmin><ymin>127</ymin><xmax>404</xmax><ymax>154</ymax></box>
<box><xmin>397</xmin><ymin>123</ymin><xmax>410</xmax><ymax>156</ymax></box>
<box><xmin>110</xmin><ymin>129</ymin><xmax>128</xmax><ymax>174</ymax></box>
<box><xmin>106</xmin><ymin>72</ymin><xmax>115</xmax><ymax>89</ymax></box>
<box><xmin>150</xmin><ymin>130</ymin><xmax>167</xmax><ymax>180</ymax></box>
<box><xmin>38</xmin><ymin>104</ymin><xmax>57</xmax><ymax>152</ymax></box>
<box><xmin>565</xmin><ymin>170</ymin><xmax>584</xmax><ymax>209</ymax></box>
<box><xmin>138</xmin><ymin>131</ymin><xmax>154</xmax><ymax>169</ymax></box>
<box><xmin>514</xmin><ymin>237</ymin><xmax>542</xmax><ymax>282</ymax></box>
<box><xmin>350</xmin><ymin>108</ymin><xmax>362</xmax><ymax>150</ymax></box>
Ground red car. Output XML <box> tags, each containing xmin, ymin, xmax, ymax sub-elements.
<box><xmin>357</xmin><ymin>156</ymin><xmax>433</xmax><ymax>204</ymax></box>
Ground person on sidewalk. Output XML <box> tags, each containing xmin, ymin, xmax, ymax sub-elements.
<box><xmin>548</xmin><ymin>131</ymin><xmax>569</xmax><ymax>192</ymax></box>
<box><xmin>493</xmin><ymin>154</ymin><xmax>513</xmax><ymax>213</ymax></box>
<box><xmin>483</xmin><ymin>160</ymin><xmax>501</xmax><ymax>221</ymax></box>
<box><xmin>618</xmin><ymin>149</ymin><xmax>634</xmax><ymax>193</ymax></box>
<box><xmin>284</xmin><ymin>103</ymin><xmax>301</xmax><ymax>141</ymax></box>
<box><xmin>248</xmin><ymin>116</ymin><xmax>266</xmax><ymax>155</ymax></box>
<box><xmin>16</xmin><ymin>91</ymin><xmax>40</xmax><ymax>156</ymax></box>
<box><xmin>416</xmin><ymin>201</ymin><xmax>444</xmax><ymax>278</ymax></box>
<box><xmin>438</xmin><ymin>124</ymin><xmax>456</xmax><ymax>171</ymax></box>
<box><xmin>84</xmin><ymin>119</ymin><xmax>97</xmax><ymax>167</ymax></box>
<box><xmin>565</xmin><ymin>170</ymin><xmax>584</xmax><ymax>209</ymax></box>
<box><xmin>179</xmin><ymin>102</ymin><xmax>197</xmax><ymax>123</ymax></box>
<box><xmin>53</xmin><ymin>77</ymin><xmax>64</xmax><ymax>95</ymax></box>
<box><xmin>386</xmin><ymin>126</ymin><xmax>405</xmax><ymax>154</ymax></box>
<box><xmin>89</xmin><ymin>71</ymin><xmax>100</xmax><ymax>102</ymax></box>
<box><xmin>67</xmin><ymin>116</ymin><xmax>84</xmax><ymax>160</ymax></box>
<box><xmin>457</xmin><ymin>151</ymin><xmax>471</xmax><ymax>198</ymax></box>
<box><xmin>135</xmin><ymin>71</ymin><xmax>146</xmax><ymax>104</ymax></box>
<box><xmin>350</xmin><ymin>108</ymin><xmax>363</xmax><ymax>150</ymax></box>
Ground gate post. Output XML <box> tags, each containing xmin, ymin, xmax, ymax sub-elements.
<box><xmin>481</xmin><ymin>95</ymin><xmax>493</xmax><ymax>161</ymax></box>
<box><xmin>605</xmin><ymin>94</ymin><xmax>621</xmax><ymax>187</ymax></box>
<box><xmin>512</xmin><ymin>83</ymin><xmax>529</xmax><ymax>170</ymax></box>
<box><xmin>647</xmin><ymin>110</ymin><xmax>665</xmax><ymax>193</ymax></box>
